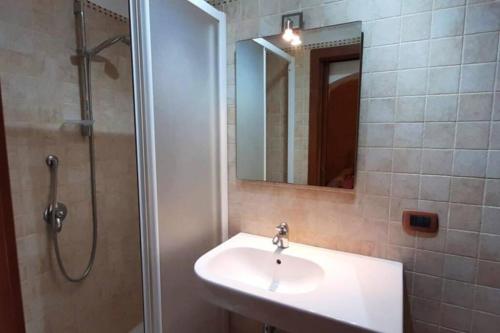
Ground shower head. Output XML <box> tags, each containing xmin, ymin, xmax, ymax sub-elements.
<box><xmin>87</xmin><ymin>34</ymin><xmax>130</xmax><ymax>57</ymax></box>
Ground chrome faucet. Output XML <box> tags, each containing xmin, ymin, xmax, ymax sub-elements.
<box><xmin>272</xmin><ymin>222</ymin><xmax>289</xmax><ymax>249</ymax></box>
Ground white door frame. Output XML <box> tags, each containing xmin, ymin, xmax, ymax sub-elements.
<box><xmin>128</xmin><ymin>0</ymin><xmax>227</xmax><ymax>332</ymax></box>
<box><xmin>252</xmin><ymin>38</ymin><xmax>296</xmax><ymax>183</ymax></box>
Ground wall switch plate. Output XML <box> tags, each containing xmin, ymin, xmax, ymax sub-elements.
<box><xmin>402</xmin><ymin>211</ymin><xmax>439</xmax><ymax>233</ymax></box>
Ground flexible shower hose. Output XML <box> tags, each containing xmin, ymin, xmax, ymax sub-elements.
<box><xmin>46</xmin><ymin>142</ymin><xmax>98</xmax><ymax>282</ymax></box>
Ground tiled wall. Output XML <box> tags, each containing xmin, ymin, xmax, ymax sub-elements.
<box><xmin>290</xmin><ymin>48</ymin><xmax>311</xmax><ymax>184</ymax></box>
<box><xmin>0</xmin><ymin>0</ymin><xmax>142</xmax><ymax>332</ymax></box>
<box><xmin>223</xmin><ymin>0</ymin><xmax>500</xmax><ymax>332</ymax></box>
<box><xmin>266</xmin><ymin>52</ymin><xmax>288</xmax><ymax>182</ymax></box>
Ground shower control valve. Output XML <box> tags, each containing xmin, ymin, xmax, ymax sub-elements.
<box><xmin>44</xmin><ymin>202</ymin><xmax>68</xmax><ymax>232</ymax></box>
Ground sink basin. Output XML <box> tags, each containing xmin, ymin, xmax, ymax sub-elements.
<box><xmin>195</xmin><ymin>233</ymin><xmax>403</xmax><ymax>333</ymax></box>
<box><xmin>203</xmin><ymin>247</ymin><xmax>324</xmax><ymax>294</ymax></box>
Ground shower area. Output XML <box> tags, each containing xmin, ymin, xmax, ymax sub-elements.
<box><xmin>1</xmin><ymin>0</ymin><xmax>143</xmax><ymax>331</ymax></box>
<box><xmin>1</xmin><ymin>0</ymin><xmax>227</xmax><ymax>331</ymax></box>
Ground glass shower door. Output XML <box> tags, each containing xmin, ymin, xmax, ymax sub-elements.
<box><xmin>130</xmin><ymin>0</ymin><xmax>227</xmax><ymax>332</ymax></box>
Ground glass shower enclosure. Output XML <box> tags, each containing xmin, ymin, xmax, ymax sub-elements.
<box><xmin>130</xmin><ymin>0</ymin><xmax>228</xmax><ymax>332</ymax></box>
<box><xmin>1</xmin><ymin>0</ymin><xmax>227</xmax><ymax>332</ymax></box>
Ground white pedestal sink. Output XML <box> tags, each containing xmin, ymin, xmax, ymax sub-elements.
<box><xmin>195</xmin><ymin>233</ymin><xmax>403</xmax><ymax>333</ymax></box>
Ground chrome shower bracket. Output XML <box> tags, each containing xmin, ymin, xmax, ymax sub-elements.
<box><xmin>44</xmin><ymin>155</ymin><xmax>68</xmax><ymax>232</ymax></box>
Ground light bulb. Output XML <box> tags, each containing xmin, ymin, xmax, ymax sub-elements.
<box><xmin>282</xmin><ymin>19</ymin><xmax>294</xmax><ymax>42</ymax></box>
<box><xmin>282</xmin><ymin>28</ymin><xmax>294</xmax><ymax>42</ymax></box>
<box><xmin>291</xmin><ymin>34</ymin><xmax>302</xmax><ymax>46</ymax></box>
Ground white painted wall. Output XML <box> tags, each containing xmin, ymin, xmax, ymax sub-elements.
<box><xmin>328</xmin><ymin>60</ymin><xmax>360</xmax><ymax>83</ymax></box>
<box><xmin>236</xmin><ymin>40</ymin><xmax>266</xmax><ymax>181</ymax></box>
<box><xmin>92</xmin><ymin>0</ymin><xmax>129</xmax><ymax>17</ymax></box>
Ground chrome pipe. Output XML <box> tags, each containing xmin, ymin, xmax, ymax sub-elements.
<box><xmin>74</xmin><ymin>0</ymin><xmax>92</xmax><ymax>137</ymax></box>
<box><xmin>87</xmin><ymin>35</ymin><xmax>131</xmax><ymax>57</ymax></box>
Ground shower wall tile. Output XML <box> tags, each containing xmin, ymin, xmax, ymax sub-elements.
<box><xmin>225</xmin><ymin>0</ymin><xmax>500</xmax><ymax>331</ymax></box>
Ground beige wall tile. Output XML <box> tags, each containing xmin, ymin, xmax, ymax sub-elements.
<box><xmin>455</xmin><ymin>123</ymin><xmax>490</xmax><ymax>150</ymax></box>
<box><xmin>450</xmin><ymin>177</ymin><xmax>485</xmax><ymax>205</ymax></box>
<box><xmin>393</xmin><ymin>148</ymin><xmax>422</xmax><ymax>173</ymax></box>
<box><xmin>421</xmin><ymin>149</ymin><xmax>453</xmax><ymax>175</ymax></box>
<box><xmin>431</xmin><ymin>7</ymin><xmax>465</xmax><ymax>38</ymax></box>
<box><xmin>474</xmin><ymin>286</ymin><xmax>500</xmax><ymax>315</ymax></box>
<box><xmin>443</xmin><ymin>279</ymin><xmax>474</xmax><ymax>308</ymax></box>
<box><xmin>415</xmin><ymin>250</ymin><xmax>444</xmax><ymax>276</ymax></box>
<box><xmin>423</xmin><ymin>122</ymin><xmax>456</xmax><ymax>148</ymax></box>
<box><xmin>471</xmin><ymin>311</ymin><xmax>500</xmax><ymax>333</ymax></box>
<box><xmin>412</xmin><ymin>273</ymin><xmax>442</xmax><ymax>300</ymax></box>
<box><xmin>402</xmin><ymin>0</ymin><xmax>433</xmax><ymax>14</ymax></box>
<box><xmin>398</xmin><ymin>68</ymin><xmax>428</xmax><ymax>96</ymax></box>
<box><xmin>394</xmin><ymin>123</ymin><xmax>424</xmax><ymax>148</ymax></box>
<box><xmin>479</xmin><ymin>234</ymin><xmax>500</xmax><ymax>262</ymax></box>
<box><xmin>429</xmin><ymin>37</ymin><xmax>463</xmax><ymax>66</ymax></box>
<box><xmin>485</xmin><ymin>179</ymin><xmax>500</xmax><ymax>206</ymax></box>
<box><xmin>486</xmin><ymin>151</ymin><xmax>500</xmax><ymax>179</ymax></box>
<box><xmin>463</xmin><ymin>32</ymin><xmax>499</xmax><ymax>64</ymax></box>
<box><xmin>477</xmin><ymin>260</ymin><xmax>500</xmax><ymax>288</ymax></box>
<box><xmin>401</xmin><ymin>12</ymin><xmax>432</xmax><ymax>42</ymax></box>
<box><xmin>440</xmin><ymin>303</ymin><xmax>472</xmax><ymax>332</ymax></box>
<box><xmin>482</xmin><ymin>207</ymin><xmax>500</xmax><ymax>235</ymax></box>
<box><xmin>428</xmin><ymin>66</ymin><xmax>460</xmax><ymax>94</ymax></box>
<box><xmin>458</xmin><ymin>93</ymin><xmax>493</xmax><ymax>121</ymax></box>
<box><xmin>449</xmin><ymin>204</ymin><xmax>482</xmax><ymax>232</ymax></box>
<box><xmin>425</xmin><ymin>95</ymin><xmax>458</xmax><ymax>122</ymax></box>
<box><xmin>445</xmin><ymin>230</ymin><xmax>479</xmax><ymax>257</ymax></box>
<box><xmin>396</xmin><ymin>96</ymin><xmax>425</xmax><ymax>122</ymax></box>
<box><xmin>465</xmin><ymin>2</ymin><xmax>500</xmax><ymax>34</ymax></box>
<box><xmin>411</xmin><ymin>297</ymin><xmax>440</xmax><ymax>324</ymax></box>
<box><xmin>443</xmin><ymin>254</ymin><xmax>476</xmax><ymax>282</ymax></box>
<box><xmin>453</xmin><ymin>149</ymin><xmax>487</xmax><ymax>177</ymax></box>
<box><xmin>392</xmin><ymin>174</ymin><xmax>420</xmax><ymax>199</ymax></box>
<box><xmin>420</xmin><ymin>175</ymin><xmax>451</xmax><ymax>201</ymax></box>
<box><xmin>460</xmin><ymin>63</ymin><xmax>497</xmax><ymax>93</ymax></box>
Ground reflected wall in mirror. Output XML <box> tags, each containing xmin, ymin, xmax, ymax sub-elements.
<box><xmin>236</xmin><ymin>21</ymin><xmax>363</xmax><ymax>189</ymax></box>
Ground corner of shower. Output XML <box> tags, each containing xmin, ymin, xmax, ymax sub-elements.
<box><xmin>43</xmin><ymin>0</ymin><xmax>135</xmax><ymax>283</ymax></box>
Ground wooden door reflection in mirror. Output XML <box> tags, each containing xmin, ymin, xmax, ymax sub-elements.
<box><xmin>308</xmin><ymin>43</ymin><xmax>362</xmax><ymax>189</ymax></box>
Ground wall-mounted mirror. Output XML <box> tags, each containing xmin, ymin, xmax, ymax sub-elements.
<box><xmin>236</xmin><ymin>21</ymin><xmax>363</xmax><ymax>189</ymax></box>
